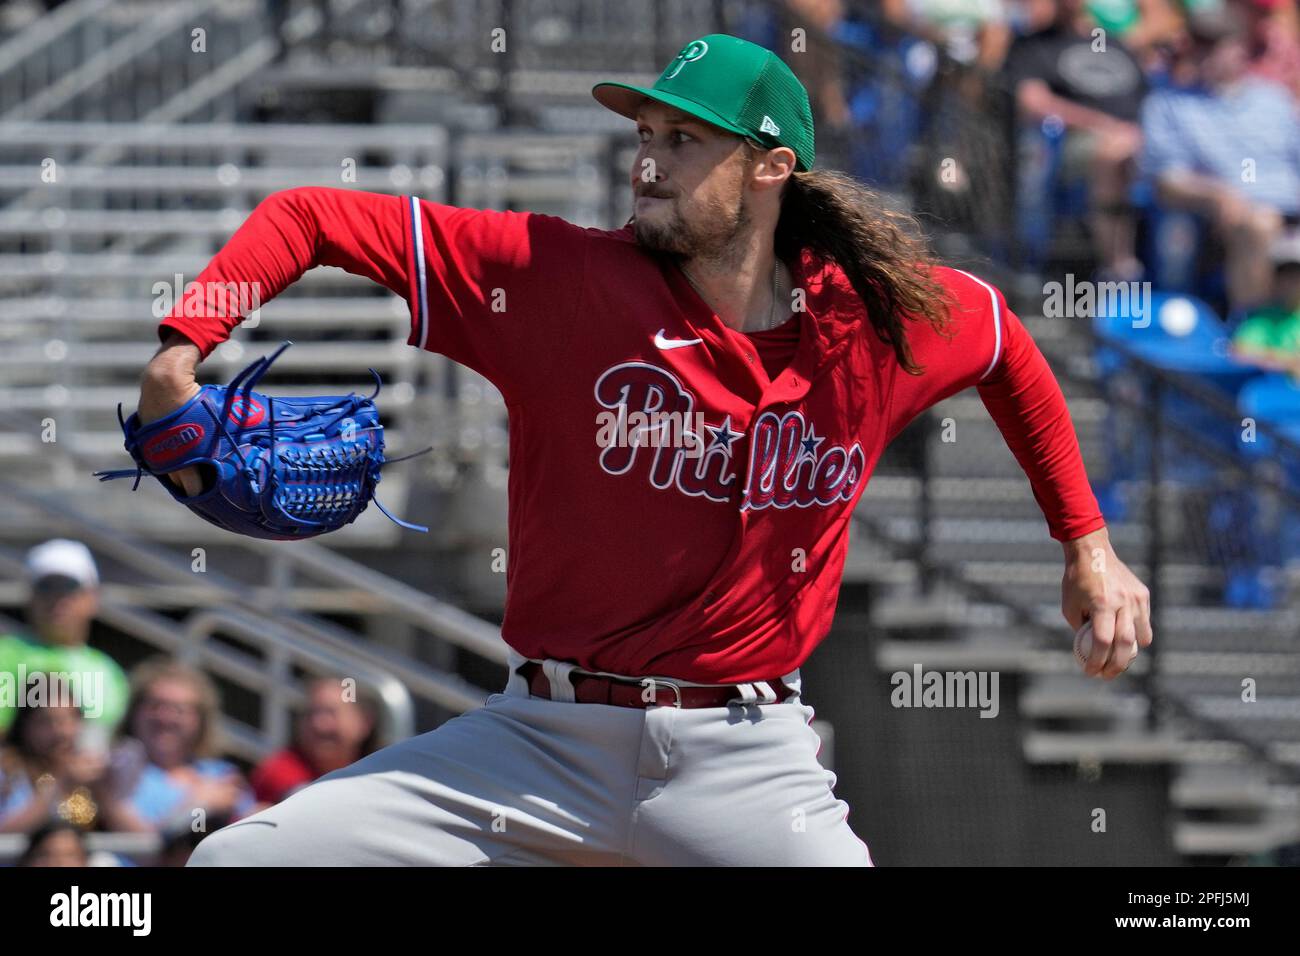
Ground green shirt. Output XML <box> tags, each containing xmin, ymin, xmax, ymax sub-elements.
<box><xmin>1233</xmin><ymin>306</ymin><xmax>1300</xmax><ymax>356</ymax></box>
<box><xmin>1087</xmin><ymin>0</ymin><xmax>1139</xmax><ymax>35</ymax></box>
<box><xmin>0</xmin><ymin>633</ymin><xmax>130</xmax><ymax>734</ymax></box>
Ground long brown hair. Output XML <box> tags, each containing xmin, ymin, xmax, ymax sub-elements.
<box><xmin>121</xmin><ymin>657</ymin><xmax>223</xmax><ymax>760</ymax></box>
<box><xmin>774</xmin><ymin>166</ymin><xmax>955</xmax><ymax>375</ymax></box>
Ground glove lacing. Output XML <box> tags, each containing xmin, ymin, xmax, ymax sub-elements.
<box><xmin>96</xmin><ymin>341</ymin><xmax>433</xmax><ymax>534</ymax></box>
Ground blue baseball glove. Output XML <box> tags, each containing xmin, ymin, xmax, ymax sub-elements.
<box><xmin>94</xmin><ymin>341</ymin><xmax>428</xmax><ymax>540</ymax></box>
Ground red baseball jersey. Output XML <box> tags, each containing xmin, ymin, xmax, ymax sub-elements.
<box><xmin>161</xmin><ymin>187</ymin><xmax>1106</xmax><ymax>684</ymax></box>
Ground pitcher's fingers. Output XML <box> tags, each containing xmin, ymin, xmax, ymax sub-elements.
<box><xmin>1086</xmin><ymin>608</ymin><xmax>1115</xmax><ymax>677</ymax></box>
<box><xmin>164</xmin><ymin>466</ymin><xmax>204</xmax><ymax>497</ymax></box>
<box><xmin>1103</xmin><ymin>604</ymin><xmax>1138</xmax><ymax>680</ymax></box>
<box><xmin>1135</xmin><ymin>587</ymin><xmax>1153</xmax><ymax>648</ymax></box>
<box><xmin>179</xmin><ymin>466</ymin><xmax>205</xmax><ymax>497</ymax></box>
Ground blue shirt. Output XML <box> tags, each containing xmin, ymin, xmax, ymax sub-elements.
<box><xmin>0</xmin><ymin>768</ymin><xmax>36</xmax><ymax>825</ymax></box>
<box><xmin>125</xmin><ymin>758</ymin><xmax>256</xmax><ymax>830</ymax></box>
<box><xmin>1140</xmin><ymin>78</ymin><xmax>1300</xmax><ymax>215</ymax></box>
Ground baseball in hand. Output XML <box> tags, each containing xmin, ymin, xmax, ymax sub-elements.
<box><xmin>1074</xmin><ymin>619</ymin><xmax>1138</xmax><ymax>672</ymax></box>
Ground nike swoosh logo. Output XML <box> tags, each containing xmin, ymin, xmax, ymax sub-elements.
<box><xmin>655</xmin><ymin>329</ymin><xmax>703</xmax><ymax>350</ymax></box>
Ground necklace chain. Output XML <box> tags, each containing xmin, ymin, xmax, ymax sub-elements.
<box><xmin>680</xmin><ymin>259</ymin><xmax>788</xmax><ymax>333</ymax></box>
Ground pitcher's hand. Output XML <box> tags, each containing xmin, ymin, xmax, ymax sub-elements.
<box><xmin>1062</xmin><ymin>527</ymin><xmax>1153</xmax><ymax>679</ymax></box>
<box><xmin>139</xmin><ymin>332</ymin><xmax>204</xmax><ymax>496</ymax></box>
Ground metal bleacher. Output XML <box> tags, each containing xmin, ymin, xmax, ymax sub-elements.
<box><xmin>1</xmin><ymin>0</ymin><xmax>1298</xmax><ymax>865</ymax></box>
<box><xmin>0</xmin><ymin>120</ymin><xmax>453</xmax><ymax>540</ymax></box>
<box><xmin>846</xmin><ymin>305</ymin><xmax>1300</xmax><ymax>860</ymax></box>
<box><xmin>0</xmin><ymin>2</ymin><xmax>529</xmax><ymax>848</ymax></box>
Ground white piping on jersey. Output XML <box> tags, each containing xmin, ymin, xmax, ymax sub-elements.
<box><xmin>408</xmin><ymin>195</ymin><xmax>429</xmax><ymax>351</ymax></box>
<box><xmin>952</xmin><ymin>268</ymin><xmax>1003</xmax><ymax>381</ymax></box>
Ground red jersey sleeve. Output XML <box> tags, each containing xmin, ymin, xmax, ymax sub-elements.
<box><xmin>883</xmin><ymin>266</ymin><xmax>1005</xmax><ymax>440</ymax></box>
<box><xmin>158</xmin><ymin>187</ymin><xmax>591</xmax><ymax>403</ymax></box>
<box><xmin>884</xmin><ymin>267</ymin><xmax>1106</xmax><ymax>543</ymax></box>
<box><xmin>159</xmin><ymin>187</ymin><xmax>411</xmax><ymax>358</ymax></box>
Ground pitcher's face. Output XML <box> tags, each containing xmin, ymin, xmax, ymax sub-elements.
<box><xmin>630</xmin><ymin>100</ymin><xmax>754</xmax><ymax>258</ymax></box>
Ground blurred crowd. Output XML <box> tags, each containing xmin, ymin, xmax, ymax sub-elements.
<box><xmin>0</xmin><ymin>540</ymin><xmax>379</xmax><ymax>867</ymax></box>
<box><xmin>747</xmin><ymin>0</ymin><xmax>1300</xmax><ymax>375</ymax></box>
<box><xmin>6</xmin><ymin>0</ymin><xmax>1295</xmax><ymax>374</ymax></box>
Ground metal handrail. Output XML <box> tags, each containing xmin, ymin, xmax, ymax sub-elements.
<box><xmin>855</xmin><ymin>302</ymin><xmax>1300</xmax><ymax>786</ymax></box>
<box><xmin>0</xmin><ymin>0</ymin><xmax>112</xmax><ymax>78</ymax></box>
<box><xmin>0</xmin><ymin>467</ymin><xmax>505</xmax><ymax>716</ymax></box>
<box><xmin>1086</xmin><ymin>332</ymin><xmax>1300</xmax><ymax>492</ymax></box>
<box><xmin>0</xmin><ymin>0</ymin><xmax>385</xmax><ymax>213</ymax></box>
<box><xmin>93</xmin><ymin>598</ymin><xmax>416</xmax><ymax>756</ymax></box>
<box><xmin>183</xmin><ymin>606</ymin><xmax>416</xmax><ymax>747</ymax></box>
<box><xmin>243</xmin><ymin>540</ymin><xmax>509</xmax><ymax>666</ymax></box>
<box><xmin>0</xmin><ymin>253</ymin><xmax>408</xmax><ymax>280</ymax></box>
<box><xmin>0</xmin><ymin>540</ymin><xmax>448</xmax><ymax>746</ymax></box>
<box><xmin>0</xmin><ymin>470</ymin><xmax>505</xmax><ymax>666</ymax></box>
<box><xmin>0</xmin><ymin>548</ymin><xmax>400</xmax><ymax>759</ymax></box>
<box><xmin>0</xmin><ymin>120</ymin><xmax>450</xmax><ymax>149</ymax></box>
<box><xmin>1</xmin><ymin>0</ymin><xmax>219</xmax><ymax>122</ymax></box>
<box><xmin>851</xmin><ymin>503</ymin><xmax>1300</xmax><ymax>786</ymax></box>
<box><xmin>0</xmin><ymin>165</ymin><xmax>441</xmax><ymax>194</ymax></box>
<box><xmin>0</xmin><ymin>341</ymin><xmax>415</xmax><ymax>369</ymax></box>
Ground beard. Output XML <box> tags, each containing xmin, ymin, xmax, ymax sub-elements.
<box><xmin>633</xmin><ymin>184</ymin><xmax>751</xmax><ymax>265</ymax></box>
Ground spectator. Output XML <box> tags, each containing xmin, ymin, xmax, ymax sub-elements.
<box><xmin>1140</xmin><ymin>2</ymin><xmax>1299</xmax><ymax>312</ymax></box>
<box><xmin>250</xmin><ymin>676</ymin><xmax>379</xmax><ymax>806</ymax></box>
<box><xmin>1004</xmin><ymin>0</ymin><xmax>1149</xmax><ymax>280</ymax></box>
<box><xmin>0</xmin><ymin>540</ymin><xmax>129</xmax><ymax>742</ymax></box>
<box><xmin>1230</xmin><ymin>230</ymin><xmax>1300</xmax><ymax>372</ymax></box>
<box><xmin>0</xmin><ymin>697</ymin><xmax>117</xmax><ymax>833</ymax></box>
<box><xmin>885</xmin><ymin>0</ymin><xmax>1014</xmax><ymax>72</ymax></box>
<box><xmin>776</xmin><ymin>0</ymin><xmax>856</xmax><ymax>172</ymax></box>
<box><xmin>17</xmin><ymin>820</ymin><xmax>89</xmax><ymax>867</ymax></box>
<box><xmin>104</xmin><ymin>659</ymin><xmax>254</xmax><ymax>834</ymax></box>
<box><xmin>1236</xmin><ymin>0</ymin><xmax>1300</xmax><ymax>102</ymax></box>
<box><xmin>1084</xmin><ymin>0</ymin><xmax>1186</xmax><ymax>65</ymax></box>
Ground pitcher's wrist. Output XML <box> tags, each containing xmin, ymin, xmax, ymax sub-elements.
<box><xmin>1063</xmin><ymin>526</ymin><xmax>1109</xmax><ymax>565</ymax></box>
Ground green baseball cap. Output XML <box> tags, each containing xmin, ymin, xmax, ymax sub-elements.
<box><xmin>592</xmin><ymin>33</ymin><xmax>815</xmax><ymax>172</ymax></box>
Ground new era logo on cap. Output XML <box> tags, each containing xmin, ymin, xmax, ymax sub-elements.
<box><xmin>760</xmin><ymin>115</ymin><xmax>780</xmax><ymax>136</ymax></box>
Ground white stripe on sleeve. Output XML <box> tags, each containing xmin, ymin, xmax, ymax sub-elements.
<box><xmin>954</xmin><ymin>268</ymin><xmax>1003</xmax><ymax>381</ymax></box>
<box><xmin>408</xmin><ymin>195</ymin><xmax>429</xmax><ymax>351</ymax></box>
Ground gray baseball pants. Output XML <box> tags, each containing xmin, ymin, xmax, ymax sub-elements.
<box><xmin>187</xmin><ymin>650</ymin><xmax>874</xmax><ymax>866</ymax></box>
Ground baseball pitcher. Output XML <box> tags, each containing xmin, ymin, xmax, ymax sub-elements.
<box><xmin>128</xmin><ymin>34</ymin><xmax>1152</xmax><ymax>865</ymax></box>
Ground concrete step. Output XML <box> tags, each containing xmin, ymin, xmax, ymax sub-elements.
<box><xmin>0</xmin><ymin>473</ymin><xmax>416</xmax><ymax>548</ymax></box>
<box><xmin>1020</xmin><ymin>675</ymin><xmax>1151</xmax><ymax>721</ymax></box>
<box><xmin>1170</xmin><ymin>766</ymin><xmax>1300</xmax><ymax>810</ymax></box>
<box><xmin>1021</xmin><ymin>730</ymin><xmax>1241</xmax><ymax>765</ymax></box>
<box><xmin>1172</xmin><ymin>819</ymin><xmax>1300</xmax><ymax>855</ymax></box>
